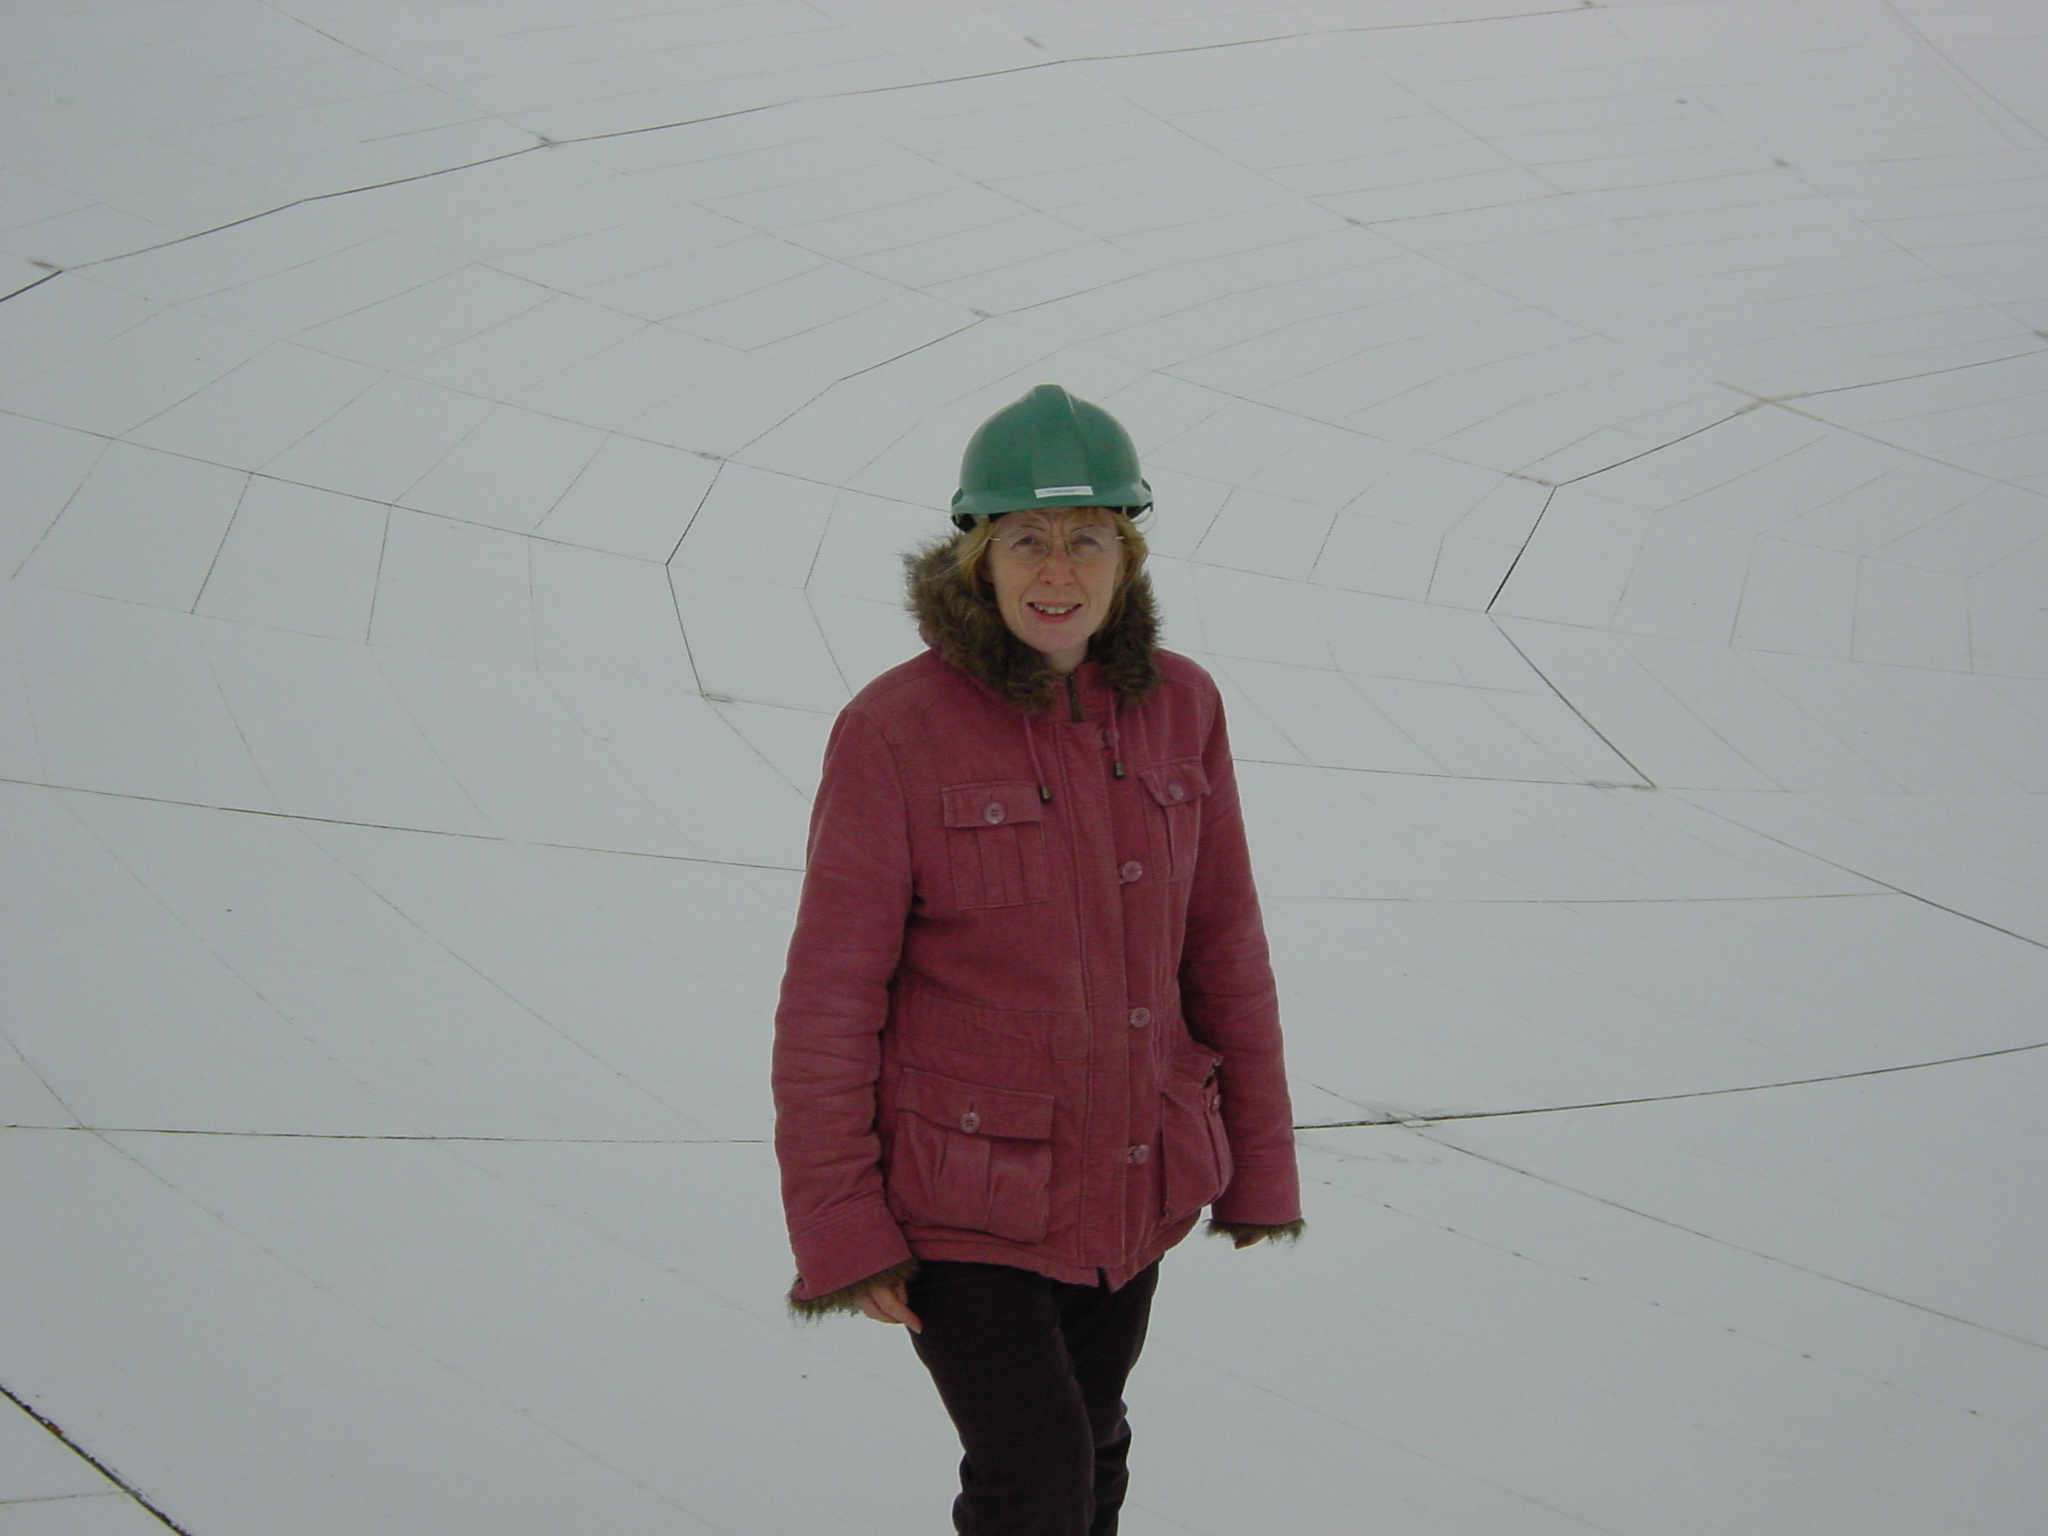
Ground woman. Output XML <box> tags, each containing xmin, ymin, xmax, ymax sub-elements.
<box><xmin>773</xmin><ymin>384</ymin><xmax>1302</xmax><ymax>1535</ymax></box>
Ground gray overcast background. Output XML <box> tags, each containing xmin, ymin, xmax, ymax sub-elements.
<box><xmin>3</xmin><ymin>2</ymin><xmax>2045</xmax><ymax>1532</ymax></box>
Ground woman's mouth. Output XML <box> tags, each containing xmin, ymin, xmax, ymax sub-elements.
<box><xmin>1028</xmin><ymin>602</ymin><xmax>1081</xmax><ymax>621</ymax></box>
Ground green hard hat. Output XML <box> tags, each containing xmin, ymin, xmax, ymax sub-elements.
<box><xmin>950</xmin><ymin>384</ymin><xmax>1152</xmax><ymax>529</ymax></box>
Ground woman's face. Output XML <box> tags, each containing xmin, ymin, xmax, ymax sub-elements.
<box><xmin>984</xmin><ymin>508</ymin><xmax>1125</xmax><ymax>674</ymax></box>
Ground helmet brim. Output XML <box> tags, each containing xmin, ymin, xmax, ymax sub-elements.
<box><xmin>950</xmin><ymin>480</ymin><xmax>1152</xmax><ymax>529</ymax></box>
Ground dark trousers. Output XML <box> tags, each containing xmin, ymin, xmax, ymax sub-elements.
<box><xmin>907</xmin><ymin>1260</ymin><xmax>1160</xmax><ymax>1536</ymax></box>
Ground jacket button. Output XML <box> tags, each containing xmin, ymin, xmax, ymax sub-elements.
<box><xmin>1125</xmin><ymin>1144</ymin><xmax>1150</xmax><ymax>1165</ymax></box>
<box><xmin>1119</xmin><ymin>860</ymin><xmax>1143</xmax><ymax>883</ymax></box>
<box><xmin>1128</xmin><ymin>1007</ymin><xmax>1151</xmax><ymax>1027</ymax></box>
<box><xmin>1167</xmin><ymin>782</ymin><xmax>1184</xmax><ymax>801</ymax></box>
<box><xmin>983</xmin><ymin>802</ymin><xmax>1005</xmax><ymax>825</ymax></box>
<box><xmin>960</xmin><ymin>1111</ymin><xmax>981</xmax><ymax>1133</ymax></box>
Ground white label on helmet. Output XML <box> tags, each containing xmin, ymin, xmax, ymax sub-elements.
<box><xmin>1034</xmin><ymin>485</ymin><xmax>1093</xmax><ymax>497</ymax></box>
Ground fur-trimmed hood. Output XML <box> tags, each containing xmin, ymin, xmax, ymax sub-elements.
<box><xmin>903</xmin><ymin>537</ymin><xmax>1162</xmax><ymax>713</ymax></box>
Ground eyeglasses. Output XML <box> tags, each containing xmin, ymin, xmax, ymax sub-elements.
<box><xmin>990</xmin><ymin>524</ymin><xmax>1124</xmax><ymax>566</ymax></box>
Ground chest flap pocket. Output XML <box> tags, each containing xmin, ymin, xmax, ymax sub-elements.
<box><xmin>941</xmin><ymin>782</ymin><xmax>1051</xmax><ymax>909</ymax></box>
<box><xmin>1135</xmin><ymin>759</ymin><xmax>1210</xmax><ymax>882</ymax></box>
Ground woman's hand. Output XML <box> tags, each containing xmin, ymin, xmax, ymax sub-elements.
<box><xmin>1209</xmin><ymin>1217</ymin><xmax>1306</xmax><ymax>1249</ymax></box>
<box><xmin>856</xmin><ymin>1276</ymin><xmax>923</xmax><ymax>1333</ymax></box>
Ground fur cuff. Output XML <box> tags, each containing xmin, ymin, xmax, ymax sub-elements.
<box><xmin>1206</xmin><ymin>1218</ymin><xmax>1305</xmax><ymax>1246</ymax></box>
<box><xmin>786</xmin><ymin>1258</ymin><xmax>920</xmax><ymax>1321</ymax></box>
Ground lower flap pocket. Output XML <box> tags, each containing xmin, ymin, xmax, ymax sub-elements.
<box><xmin>889</xmin><ymin>1068</ymin><xmax>1056</xmax><ymax>1244</ymax></box>
<box><xmin>897</xmin><ymin>1067</ymin><xmax>1055</xmax><ymax>1141</ymax></box>
<box><xmin>1159</xmin><ymin>1051</ymin><xmax>1231</xmax><ymax>1218</ymax></box>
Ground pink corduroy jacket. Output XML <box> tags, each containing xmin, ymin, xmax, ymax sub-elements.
<box><xmin>772</xmin><ymin>642</ymin><xmax>1301</xmax><ymax>1303</ymax></box>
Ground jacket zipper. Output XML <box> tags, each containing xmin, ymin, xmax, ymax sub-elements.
<box><xmin>1069</xmin><ymin>672</ymin><xmax>1124</xmax><ymax>777</ymax></box>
